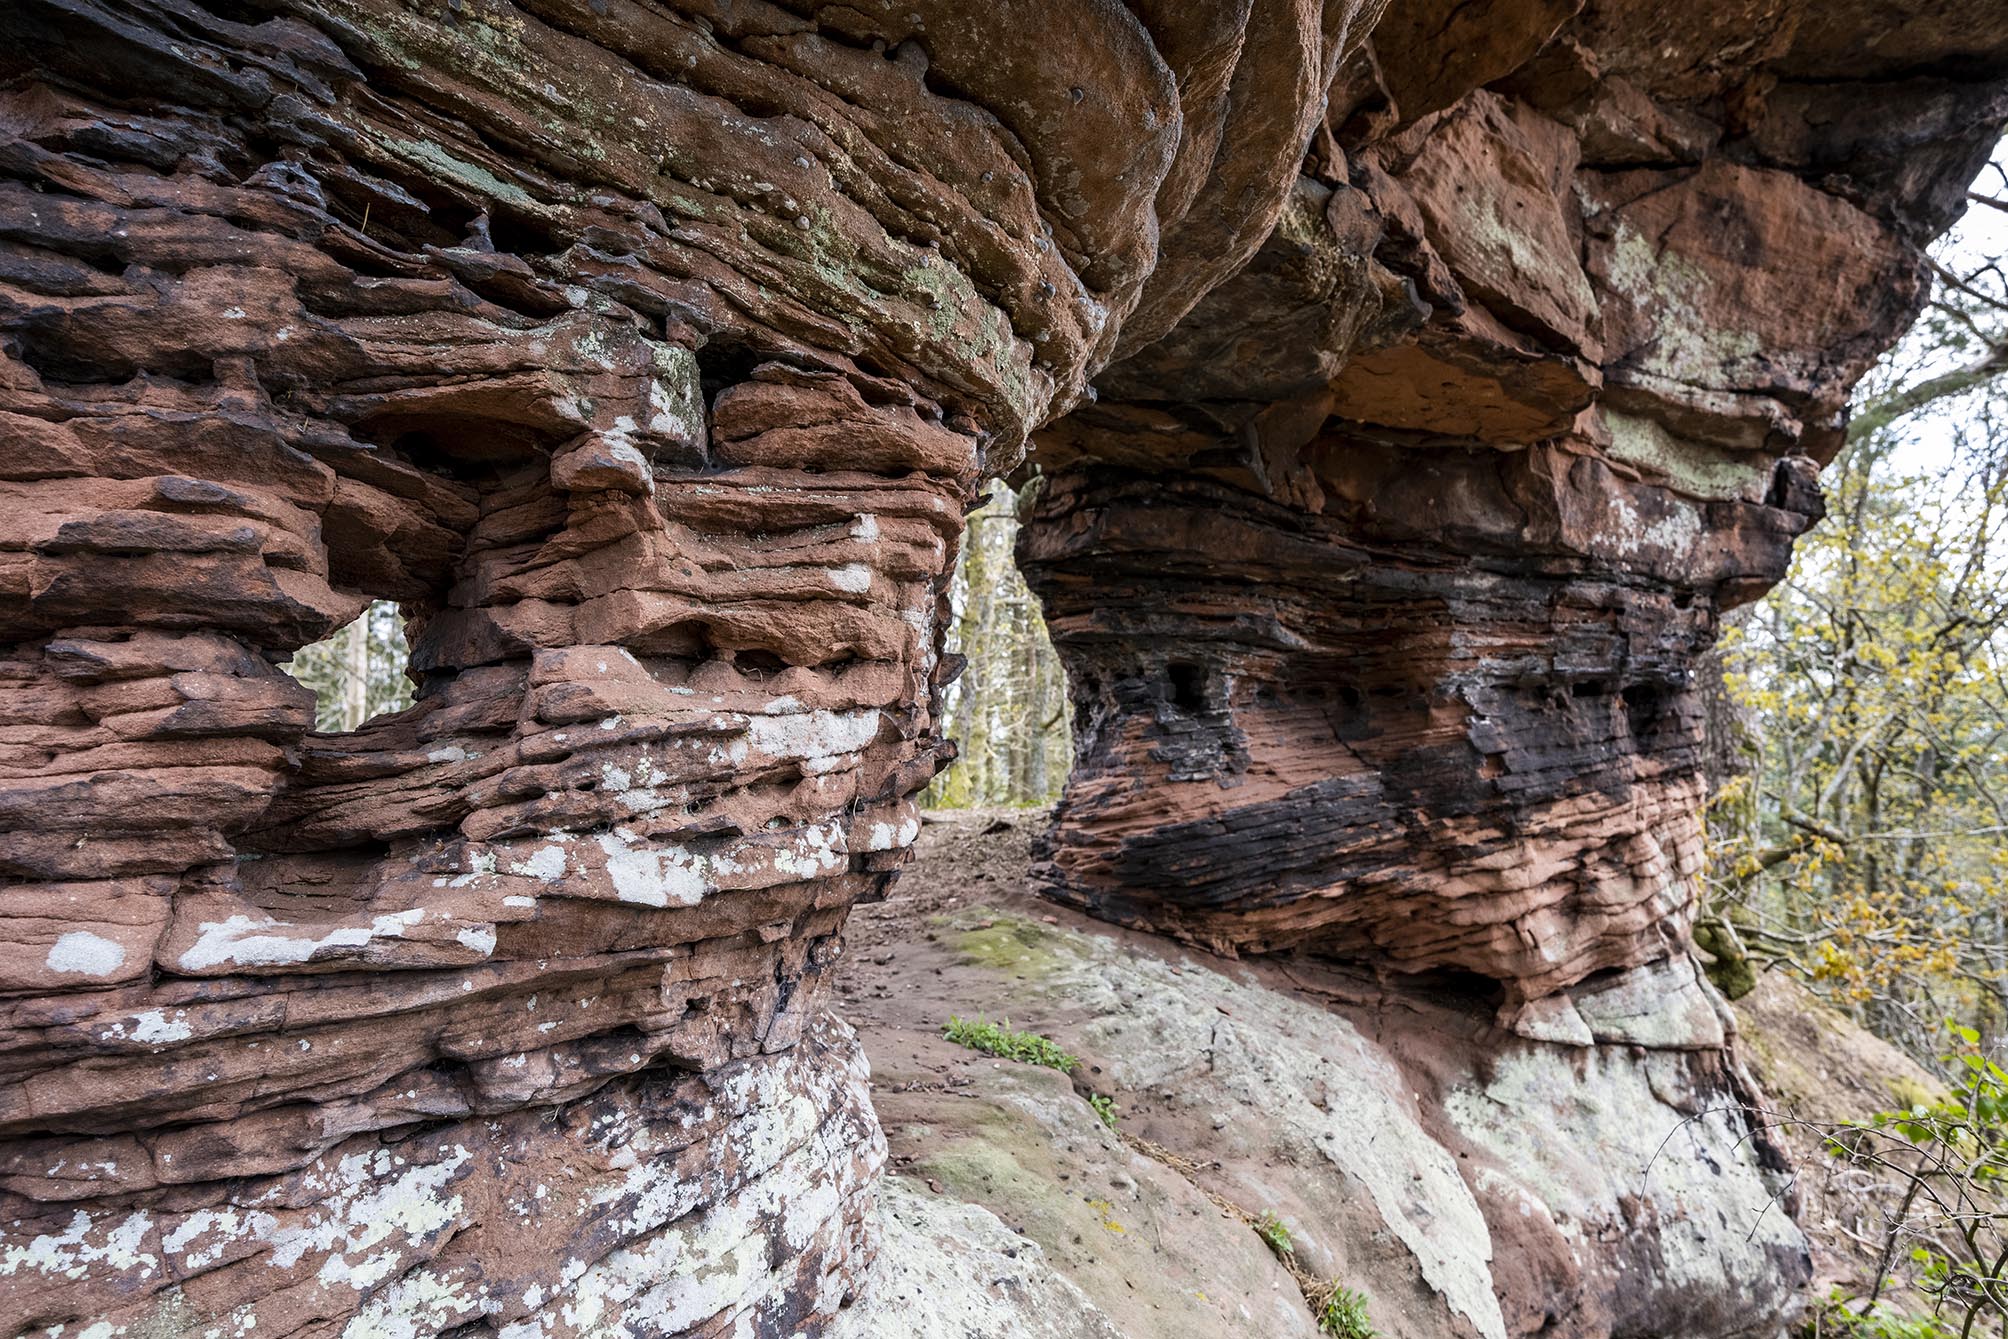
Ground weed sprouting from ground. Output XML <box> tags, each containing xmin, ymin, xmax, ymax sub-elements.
<box><xmin>943</xmin><ymin>1015</ymin><xmax>1080</xmax><ymax>1073</ymax></box>
<box><xmin>1088</xmin><ymin>1093</ymin><xmax>1118</xmax><ymax>1130</ymax></box>
<box><xmin>1313</xmin><ymin>1284</ymin><xmax>1378</xmax><ymax>1339</ymax></box>
<box><xmin>1256</xmin><ymin>1210</ymin><xmax>1293</xmax><ymax>1259</ymax></box>
<box><xmin>1121</xmin><ymin>1135</ymin><xmax>1376</xmax><ymax>1338</ymax></box>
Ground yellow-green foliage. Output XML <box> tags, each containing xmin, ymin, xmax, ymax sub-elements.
<box><xmin>1711</xmin><ymin>430</ymin><xmax>2008</xmax><ymax>1053</ymax></box>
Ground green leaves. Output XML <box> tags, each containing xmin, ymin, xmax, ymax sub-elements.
<box><xmin>1317</xmin><ymin>1286</ymin><xmax>1378</xmax><ymax>1339</ymax></box>
<box><xmin>1255</xmin><ymin>1211</ymin><xmax>1293</xmax><ymax>1259</ymax></box>
<box><xmin>942</xmin><ymin>1015</ymin><xmax>1080</xmax><ymax>1073</ymax></box>
<box><xmin>1819</xmin><ymin>1021</ymin><xmax>2008</xmax><ymax>1333</ymax></box>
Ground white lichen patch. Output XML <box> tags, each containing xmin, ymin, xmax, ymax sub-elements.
<box><xmin>593</xmin><ymin>829</ymin><xmax>707</xmax><ymax>907</ymax></box>
<box><xmin>1606</xmin><ymin>492</ymin><xmax>1704</xmax><ymax>560</ymax></box>
<box><xmin>178</xmin><ymin>910</ymin><xmax>426</xmax><ymax>972</ymax></box>
<box><xmin>449</xmin><ymin>849</ymin><xmax>499</xmax><ymax>889</ymax></box>
<box><xmin>861</xmin><ymin>814</ymin><xmax>921</xmax><ymax>853</ymax></box>
<box><xmin>267</xmin><ymin>1144</ymin><xmax>471</xmax><ymax>1287</ymax></box>
<box><xmin>508</xmin><ymin>845</ymin><xmax>568</xmax><ymax>881</ymax></box>
<box><xmin>827</xmin><ymin>563</ymin><xmax>872</xmax><ymax>594</ymax></box>
<box><xmin>771</xmin><ymin>820</ymin><xmax>846</xmax><ymax>880</ymax></box>
<box><xmin>162</xmin><ymin>1208</ymin><xmax>278</xmax><ymax>1273</ymax></box>
<box><xmin>1441</xmin><ymin>1041</ymin><xmax>1800</xmax><ymax>1301</ymax></box>
<box><xmin>45</xmin><ymin>931</ymin><xmax>126</xmax><ymax>977</ymax></box>
<box><xmin>745</xmin><ymin>709</ymin><xmax>880</xmax><ymax>762</ymax></box>
<box><xmin>130</xmin><ymin>1010</ymin><xmax>194</xmax><ymax>1045</ymax></box>
<box><xmin>1596</xmin><ymin>216</ymin><xmax>1762</xmax><ymax>387</ymax></box>
<box><xmin>3</xmin><ymin>1208</ymin><xmax>157</xmax><ymax>1281</ymax></box>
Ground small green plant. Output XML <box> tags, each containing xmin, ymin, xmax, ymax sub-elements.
<box><xmin>943</xmin><ymin>1015</ymin><xmax>1079</xmax><ymax>1074</ymax></box>
<box><xmin>1315</xmin><ymin>1285</ymin><xmax>1378</xmax><ymax>1339</ymax></box>
<box><xmin>1809</xmin><ymin>1022</ymin><xmax>2008</xmax><ymax>1336</ymax></box>
<box><xmin>1088</xmin><ymin>1093</ymin><xmax>1118</xmax><ymax>1130</ymax></box>
<box><xmin>1807</xmin><ymin>1290</ymin><xmax>1957</xmax><ymax>1338</ymax></box>
<box><xmin>1255</xmin><ymin>1211</ymin><xmax>1293</xmax><ymax>1260</ymax></box>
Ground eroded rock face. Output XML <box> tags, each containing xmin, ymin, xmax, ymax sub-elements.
<box><xmin>1024</xmin><ymin>0</ymin><xmax>2008</xmax><ymax>1022</ymax></box>
<box><xmin>830</xmin><ymin>816</ymin><xmax>1808</xmax><ymax>1339</ymax></box>
<box><xmin>0</xmin><ymin>1</ymin><xmax>1402</xmax><ymax>1333</ymax></box>
<box><xmin>0</xmin><ymin>0</ymin><xmax>2003</xmax><ymax>1335</ymax></box>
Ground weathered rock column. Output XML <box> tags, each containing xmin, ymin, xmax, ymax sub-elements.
<box><xmin>0</xmin><ymin>210</ymin><xmax>968</xmax><ymax>1338</ymax></box>
<box><xmin>1021</xmin><ymin>444</ymin><xmax>1820</xmax><ymax>1015</ymax></box>
<box><xmin>1022</xmin><ymin>1</ymin><xmax>2008</xmax><ymax>1022</ymax></box>
<box><xmin>1012</xmin><ymin>20</ymin><xmax>2008</xmax><ymax>1322</ymax></box>
<box><xmin>0</xmin><ymin>0</ymin><xmax>1404</xmax><ymax>1330</ymax></box>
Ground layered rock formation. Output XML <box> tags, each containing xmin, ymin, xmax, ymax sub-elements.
<box><xmin>1025</xmin><ymin>1</ymin><xmax>2008</xmax><ymax>1022</ymax></box>
<box><xmin>0</xmin><ymin>0</ymin><xmax>2004</xmax><ymax>1335</ymax></box>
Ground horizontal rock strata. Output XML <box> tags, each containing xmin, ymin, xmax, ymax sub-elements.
<box><xmin>0</xmin><ymin>0</ymin><xmax>2004</xmax><ymax>1335</ymax></box>
<box><xmin>1024</xmin><ymin>0</ymin><xmax>2008</xmax><ymax>1022</ymax></box>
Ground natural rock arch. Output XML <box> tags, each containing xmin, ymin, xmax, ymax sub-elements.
<box><xmin>0</xmin><ymin>1</ymin><xmax>2004</xmax><ymax>1335</ymax></box>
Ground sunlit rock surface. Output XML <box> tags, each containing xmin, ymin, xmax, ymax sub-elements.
<box><xmin>0</xmin><ymin>0</ymin><xmax>2004</xmax><ymax>1334</ymax></box>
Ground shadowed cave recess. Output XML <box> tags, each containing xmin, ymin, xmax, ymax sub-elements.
<box><xmin>1</xmin><ymin>1</ymin><xmax>2006</xmax><ymax>1336</ymax></box>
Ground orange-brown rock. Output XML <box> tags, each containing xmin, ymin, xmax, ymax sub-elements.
<box><xmin>0</xmin><ymin>0</ymin><xmax>2003</xmax><ymax>1336</ymax></box>
<box><xmin>1023</xmin><ymin>0</ymin><xmax>2008</xmax><ymax>1037</ymax></box>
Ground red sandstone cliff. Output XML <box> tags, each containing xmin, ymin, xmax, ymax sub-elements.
<box><xmin>0</xmin><ymin>2</ymin><xmax>2003</xmax><ymax>1335</ymax></box>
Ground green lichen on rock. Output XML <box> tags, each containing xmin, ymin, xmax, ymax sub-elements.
<box><xmin>381</xmin><ymin>137</ymin><xmax>536</xmax><ymax>209</ymax></box>
<box><xmin>941</xmin><ymin>909</ymin><xmax>1076</xmax><ymax>980</ymax></box>
<box><xmin>1604</xmin><ymin>410</ymin><xmax>1776</xmax><ymax>501</ymax></box>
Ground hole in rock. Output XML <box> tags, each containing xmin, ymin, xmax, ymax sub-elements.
<box><xmin>923</xmin><ymin>480</ymin><xmax>1073</xmax><ymax>809</ymax></box>
<box><xmin>187</xmin><ymin>0</ymin><xmax>274</xmax><ymax>23</ymax></box>
<box><xmin>696</xmin><ymin>337</ymin><xmax>763</xmax><ymax>407</ymax></box>
<box><xmin>282</xmin><ymin>599</ymin><xmax>417</xmax><ymax>732</ymax></box>
<box><xmin>1166</xmin><ymin>661</ymin><xmax>1207</xmax><ymax>713</ymax></box>
<box><xmin>1621</xmin><ymin>683</ymin><xmax>1667</xmax><ymax>742</ymax></box>
<box><xmin>735</xmin><ymin>648</ymin><xmax>789</xmax><ymax>676</ymax></box>
<box><xmin>1570</xmin><ymin>679</ymin><xmax>1609</xmax><ymax>699</ymax></box>
<box><xmin>1404</xmin><ymin>966</ymin><xmax>1507</xmax><ymax>1012</ymax></box>
<box><xmin>14</xmin><ymin>321</ymin><xmax>205</xmax><ymax>385</ymax></box>
<box><xmin>1764</xmin><ymin>458</ymin><xmax>1796</xmax><ymax>508</ymax></box>
<box><xmin>487</xmin><ymin>204</ymin><xmax>566</xmax><ymax>259</ymax></box>
<box><xmin>319</xmin><ymin>171</ymin><xmax>476</xmax><ymax>253</ymax></box>
<box><xmin>631</xmin><ymin>620</ymin><xmax>720</xmax><ymax>662</ymax></box>
<box><xmin>386</xmin><ymin>422</ymin><xmax>547</xmax><ymax>474</ymax></box>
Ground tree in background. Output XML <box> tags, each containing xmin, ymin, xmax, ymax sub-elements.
<box><xmin>1703</xmin><ymin>148</ymin><xmax>2008</xmax><ymax>1062</ymax></box>
<box><xmin>925</xmin><ymin>479</ymin><xmax>1073</xmax><ymax>808</ymax></box>
<box><xmin>283</xmin><ymin>599</ymin><xmax>414</xmax><ymax>733</ymax></box>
